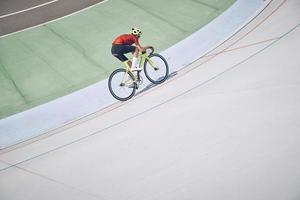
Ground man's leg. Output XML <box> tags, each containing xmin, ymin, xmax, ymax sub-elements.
<box><xmin>131</xmin><ymin>47</ymin><xmax>141</xmax><ymax>70</ymax></box>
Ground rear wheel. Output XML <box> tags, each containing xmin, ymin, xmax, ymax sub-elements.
<box><xmin>144</xmin><ymin>53</ymin><xmax>169</xmax><ymax>84</ymax></box>
<box><xmin>108</xmin><ymin>68</ymin><xmax>136</xmax><ymax>101</ymax></box>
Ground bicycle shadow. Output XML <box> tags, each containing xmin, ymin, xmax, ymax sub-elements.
<box><xmin>135</xmin><ymin>71</ymin><xmax>178</xmax><ymax>96</ymax></box>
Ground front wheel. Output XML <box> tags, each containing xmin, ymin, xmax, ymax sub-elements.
<box><xmin>108</xmin><ymin>68</ymin><xmax>136</xmax><ymax>101</ymax></box>
<box><xmin>144</xmin><ymin>53</ymin><xmax>169</xmax><ymax>84</ymax></box>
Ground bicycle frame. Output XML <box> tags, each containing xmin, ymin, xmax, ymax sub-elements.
<box><xmin>123</xmin><ymin>52</ymin><xmax>154</xmax><ymax>72</ymax></box>
<box><xmin>121</xmin><ymin>50</ymin><xmax>157</xmax><ymax>86</ymax></box>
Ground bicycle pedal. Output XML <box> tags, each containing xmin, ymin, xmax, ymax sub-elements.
<box><xmin>128</xmin><ymin>83</ymin><xmax>135</xmax><ymax>88</ymax></box>
<box><xmin>128</xmin><ymin>83</ymin><xmax>139</xmax><ymax>89</ymax></box>
<box><xmin>137</xmin><ymin>80</ymin><xmax>142</xmax><ymax>85</ymax></box>
<box><xmin>131</xmin><ymin>67</ymin><xmax>142</xmax><ymax>71</ymax></box>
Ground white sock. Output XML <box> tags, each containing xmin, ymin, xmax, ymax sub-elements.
<box><xmin>132</xmin><ymin>57</ymin><xmax>138</xmax><ymax>68</ymax></box>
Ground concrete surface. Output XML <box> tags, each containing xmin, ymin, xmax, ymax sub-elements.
<box><xmin>0</xmin><ymin>0</ymin><xmax>299</xmax><ymax>199</ymax></box>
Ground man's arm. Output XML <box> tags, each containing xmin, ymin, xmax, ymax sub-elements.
<box><xmin>136</xmin><ymin>45</ymin><xmax>152</xmax><ymax>52</ymax></box>
<box><xmin>134</xmin><ymin>37</ymin><xmax>152</xmax><ymax>52</ymax></box>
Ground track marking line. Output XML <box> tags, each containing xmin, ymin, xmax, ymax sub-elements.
<box><xmin>0</xmin><ymin>0</ymin><xmax>109</xmax><ymax>38</ymax></box>
<box><xmin>202</xmin><ymin>37</ymin><xmax>280</xmax><ymax>58</ymax></box>
<box><xmin>0</xmin><ymin>0</ymin><xmax>59</xmax><ymax>19</ymax></box>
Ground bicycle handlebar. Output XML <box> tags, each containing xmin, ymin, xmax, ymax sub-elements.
<box><xmin>148</xmin><ymin>46</ymin><xmax>154</xmax><ymax>54</ymax></box>
<box><xmin>142</xmin><ymin>46</ymin><xmax>154</xmax><ymax>55</ymax></box>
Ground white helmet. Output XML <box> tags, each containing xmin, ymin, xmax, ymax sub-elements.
<box><xmin>131</xmin><ymin>27</ymin><xmax>142</xmax><ymax>37</ymax></box>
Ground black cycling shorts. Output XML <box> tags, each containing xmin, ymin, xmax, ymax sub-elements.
<box><xmin>111</xmin><ymin>44</ymin><xmax>136</xmax><ymax>62</ymax></box>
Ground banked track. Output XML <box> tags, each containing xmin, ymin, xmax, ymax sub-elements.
<box><xmin>1</xmin><ymin>0</ymin><xmax>300</xmax><ymax>199</ymax></box>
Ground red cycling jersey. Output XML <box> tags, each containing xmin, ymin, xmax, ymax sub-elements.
<box><xmin>112</xmin><ymin>34</ymin><xmax>140</xmax><ymax>46</ymax></box>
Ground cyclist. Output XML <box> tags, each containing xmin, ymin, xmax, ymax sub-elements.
<box><xmin>111</xmin><ymin>27</ymin><xmax>152</xmax><ymax>71</ymax></box>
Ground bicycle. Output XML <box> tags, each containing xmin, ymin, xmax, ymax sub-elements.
<box><xmin>108</xmin><ymin>47</ymin><xmax>169</xmax><ymax>101</ymax></box>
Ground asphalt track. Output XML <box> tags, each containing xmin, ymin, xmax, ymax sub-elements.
<box><xmin>0</xmin><ymin>0</ymin><xmax>104</xmax><ymax>36</ymax></box>
<box><xmin>1</xmin><ymin>0</ymin><xmax>300</xmax><ymax>199</ymax></box>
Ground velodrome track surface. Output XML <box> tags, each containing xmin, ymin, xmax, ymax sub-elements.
<box><xmin>0</xmin><ymin>0</ymin><xmax>235</xmax><ymax>119</ymax></box>
<box><xmin>0</xmin><ymin>0</ymin><xmax>241</xmax><ymax>149</ymax></box>
<box><xmin>1</xmin><ymin>0</ymin><xmax>300</xmax><ymax>199</ymax></box>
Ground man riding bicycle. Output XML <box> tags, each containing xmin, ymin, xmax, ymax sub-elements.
<box><xmin>111</xmin><ymin>27</ymin><xmax>152</xmax><ymax>71</ymax></box>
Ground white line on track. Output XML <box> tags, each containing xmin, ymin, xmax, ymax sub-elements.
<box><xmin>0</xmin><ymin>0</ymin><xmax>109</xmax><ymax>38</ymax></box>
<box><xmin>0</xmin><ymin>0</ymin><xmax>59</xmax><ymax>19</ymax></box>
